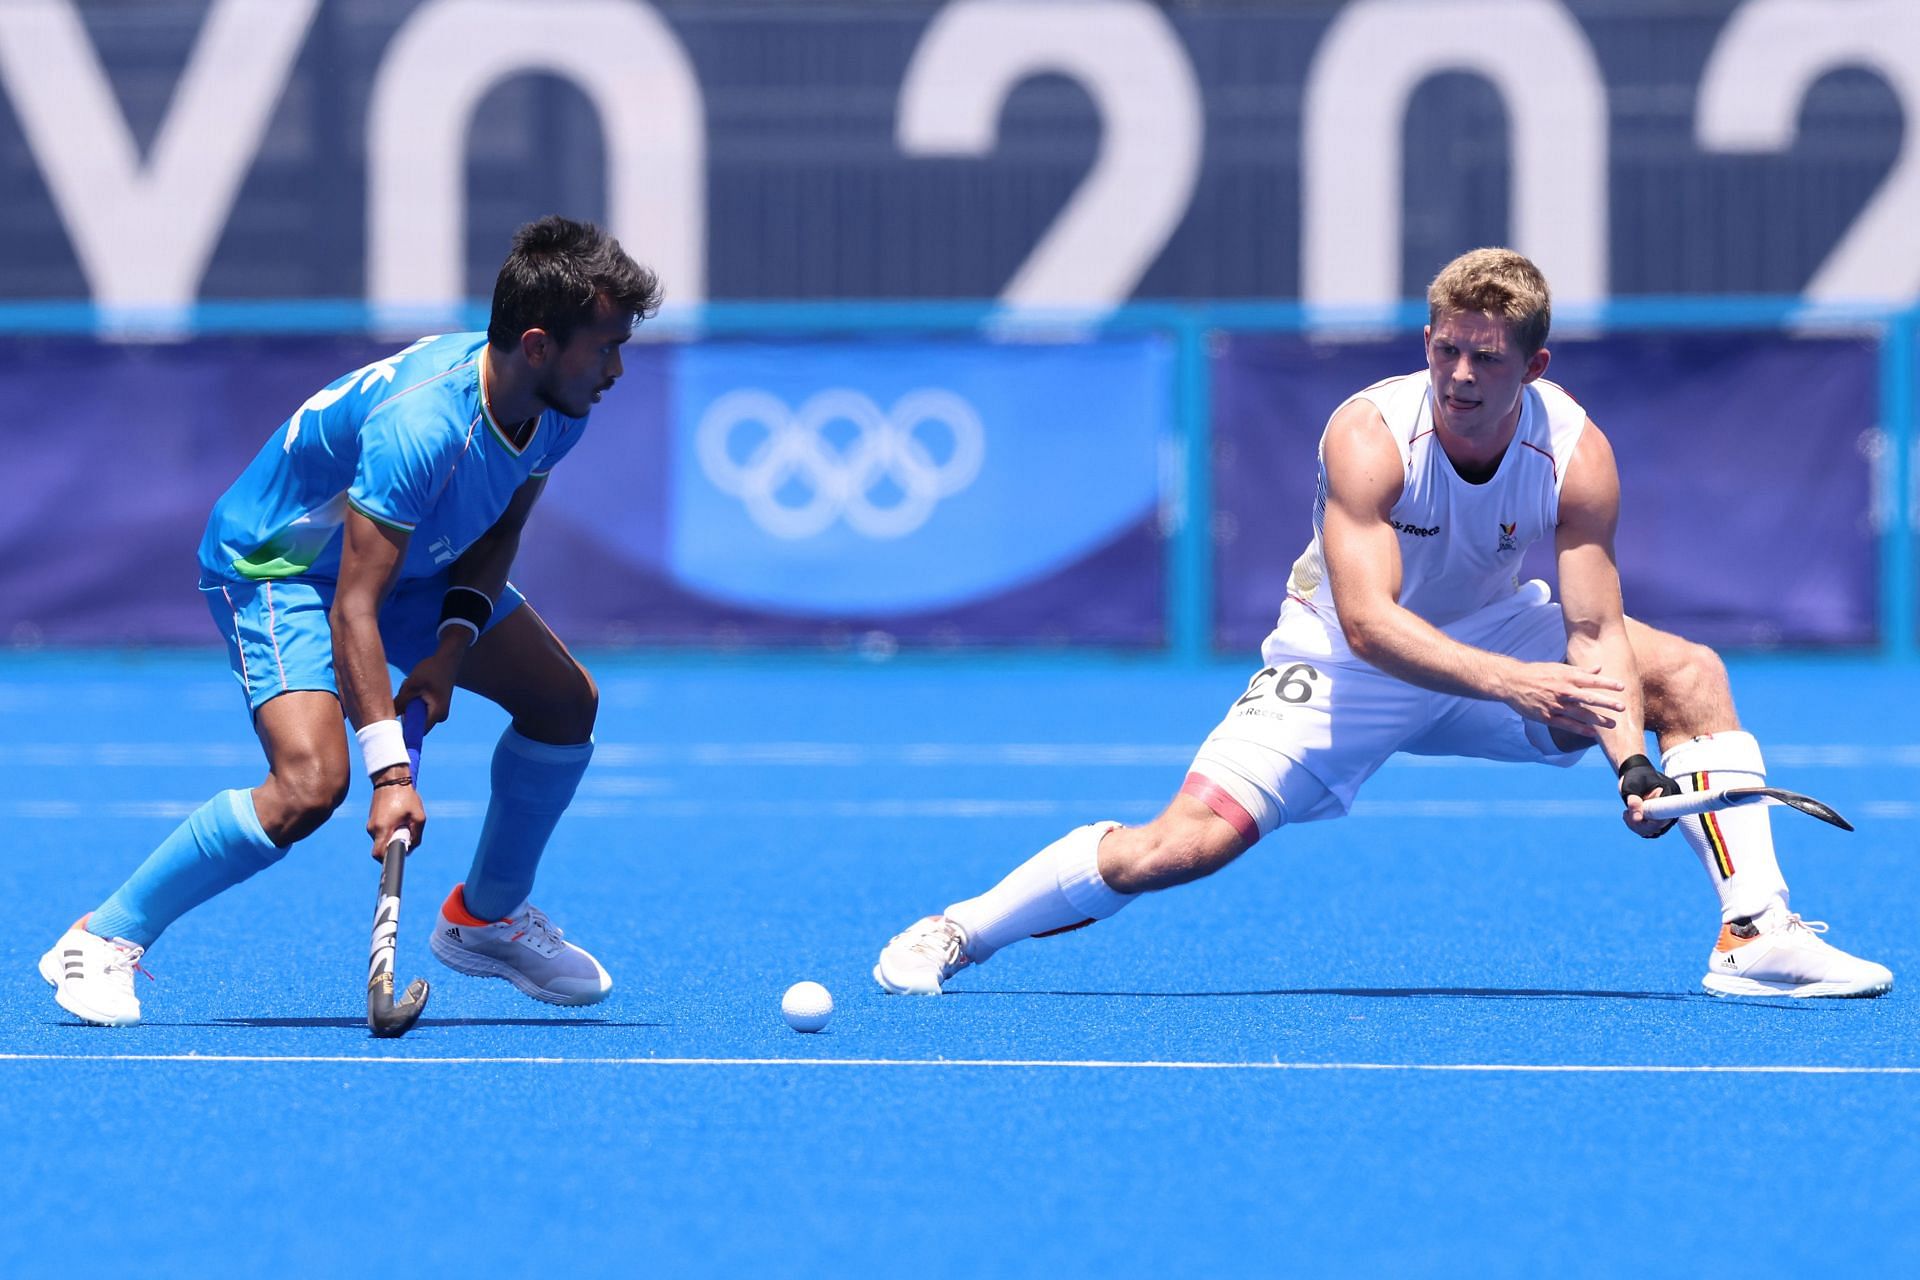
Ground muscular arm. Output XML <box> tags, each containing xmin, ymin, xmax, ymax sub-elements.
<box><xmin>331</xmin><ymin>509</ymin><xmax>411</xmax><ymax>740</ymax></box>
<box><xmin>1554</xmin><ymin>422</ymin><xmax>1647</xmax><ymax>768</ymax></box>
<box><xmin>1323</xmin><ymin>400</ymin><xmax>1626</xmax><ymax>735</ymax></box>
<box><xmin>334</xmin><ymin>507</ymin><xmax>427</xmax><ymax>855</ymax></box>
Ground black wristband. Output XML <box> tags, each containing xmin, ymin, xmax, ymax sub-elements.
<box><xmin>1615</xmin><ymin>753</ymin><xmax>1679</xmax><ymax>838</ymax></box>
<box><xmin>1617</xmin><ymin>754</ymin><xmax>1654</xmax><ymax>779</ymax></box>
<box><xmin>373</xmin><ymin>775</ymin><xmax>414</xmax><ymax>790</ymax></box>
<box><xmin>438</xmin><ymin>586</ymin><xmax>493</xmax><ymax>641</ymax></box>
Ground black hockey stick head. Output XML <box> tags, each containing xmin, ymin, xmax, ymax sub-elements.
<box><xmin>1766</xmin><ymin>789</ymin><xmax>1854</xmax><ymax>832</ymax></box>
<box><xmin>1723</xmin><ymin>786</ymin><xmax>1855</xmax><ymax>832</ymax></box>
<box><xmin>368</xmin><ymin>972</ymin><xmax>431</xmax><ymax>1038</ymax></box>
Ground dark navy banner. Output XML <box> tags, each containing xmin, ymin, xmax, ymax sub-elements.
<box><xmin>1</xmin><ymin>334</ymin><xmax>1168</xmax><ymax>648</ymax></box>
<box><xmin>1211</xmin><ymin>333</ymin><xmax>1880</xmax><ymax>653</ymax></box>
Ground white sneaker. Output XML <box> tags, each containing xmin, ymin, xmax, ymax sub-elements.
<box><xmin>429</xmin><ymin>885</ymin><xmax>611</xmax><ymax>1006</ymax></box>
<box><xmin>38</xmin><ymin>918</ymin><xmax>145</xmax><ymax>1027</ymax></box>
<box><xmin>874</xmin><ymin>915</ymin><xmax>973</xmax><ymax>995</ymax></box>
<box><xmin>1701</xmin><ymin>912</ymin><xmax>1894</xmax><ymax>998</ymax></box>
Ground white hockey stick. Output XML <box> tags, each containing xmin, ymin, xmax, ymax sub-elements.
<box><xmin>1638</xmin><ymin>786</ymin><xmax>1853</xmax><ymax>832</ymax></box>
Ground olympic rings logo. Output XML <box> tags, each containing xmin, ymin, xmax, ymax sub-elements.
<box><xmin>695</xmin><ymin>387</ymin><xmax>986</xmax><ymax>540</ymax></box>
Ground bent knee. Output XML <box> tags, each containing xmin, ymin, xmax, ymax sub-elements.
<box><xmin>260</xmin><ymin>758</ymin><xmax>349</xmax><ymax>841</ymax></box>
<box><xmin>548</xmin><ymin>663</ymin><xmax>599</xmax><ymax>742</ymax></box>
<box><xmin>1641</xmin><ymin>635</ymin><xmax>1728</xmax><ymax>708</ymax></box>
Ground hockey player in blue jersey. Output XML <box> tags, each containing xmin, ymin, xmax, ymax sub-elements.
<box><xmin>40</xmin><ymin>215</ymin><xmax>662</xmax><ymax>1026</ymax></box>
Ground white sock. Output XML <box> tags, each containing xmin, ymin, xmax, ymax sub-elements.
<box><xmin>946</xmin><ymin>822</ymin><xmax>1136</xmax><ymax>961</ymax></box>
<box><xmin>1659</xmin><ymin>731</ymin><xmax>1790</xmax><ymax>925</ymax></box>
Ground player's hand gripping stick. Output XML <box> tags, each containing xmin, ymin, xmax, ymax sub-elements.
<box><xmin>1616</xmin><ymin>753</ymin><xmax>1679</xmax><ymax>839</ymax></box>
<box><xmin>1637</xmin><ymin>784</ymin><xmax>1853</xmax><ymax>832</ymax></box>
<box><xmin>367</xmin><ymin>700</ymin><xmax>431</xmax><ymax>1037</ymax></box>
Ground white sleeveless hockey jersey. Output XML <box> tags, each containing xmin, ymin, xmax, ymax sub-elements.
<box><xmin>1283</xmin><ymin>371</ymin><xmax>1588</xmax><ymax>631</ymax></box>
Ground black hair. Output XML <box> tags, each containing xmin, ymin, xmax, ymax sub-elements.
<box><xmin>486</xmin><ymin>215</ymin><xmax>663</xmax><ymax>350</ymax></box>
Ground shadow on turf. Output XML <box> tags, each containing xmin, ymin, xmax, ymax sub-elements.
<box><xmin>967</xmin><ymin>986</ymin><xmax>1818</xmax><ymax>1006</ymax></box>
<box><xmin>195</xmin><ymin>1016</ymin><xmax>663</xmax><ymax>1029</ymax></box>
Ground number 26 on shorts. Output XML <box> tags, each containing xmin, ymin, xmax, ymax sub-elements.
<box><xmin>1234</xmin><ymin>663</ymin><xmax>1321</xmax><ymax>708</ymax></box>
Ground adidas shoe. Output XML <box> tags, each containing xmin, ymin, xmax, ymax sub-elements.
<box><xmin>1701</xmin><ymin>912</ymin><xmax>1893</xmax><ymax>999</ymax></box>
<box><xmin>38</xmin><ymin>917</ymin><xmax>146</xmax><ymax>1027</ymax></box>
<box><xmin>429</xmin><ymin>885</ymin><xmax>612</xmax><ymax>1006</ymax></box>
<box><xmin>873</xmin><ymin>915</ymin><xmax>973</xmax><ymax>995</ymax></box>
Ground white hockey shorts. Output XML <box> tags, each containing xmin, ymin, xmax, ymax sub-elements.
<box><xmin>1186</xmin><ymin>580</ymin><xmax>1592</xmax><ymax>840</ymax></box>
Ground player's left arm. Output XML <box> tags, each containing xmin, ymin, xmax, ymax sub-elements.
<box><xmin>1553</xmin><ymin>420</ymin><xmax>1645</xmax><ymax>765</ymax></box>
<box><xmin>453</xmin><ymin>474</ymin><xmax>545</xmax><ymax>602</ymax></box>
<box><xmin>1555</xmin><ymin>421</ymin><xmax>1677</xmax><ymax>837</ymax></box>
<box><xmin>394</xmin><ymin>476</ymin><xmax>546</xmax><ymax>726</ymax></box>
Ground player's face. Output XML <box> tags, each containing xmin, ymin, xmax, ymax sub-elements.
<box><xmin>1423</xmin><ymin>310</ymin><xmax>1549</xmax><ymax>440</ymax></box>
<box><xmin>537</xmin><ymin>295</ymin><xmax>635</xmax><ymax>419</ymax></box>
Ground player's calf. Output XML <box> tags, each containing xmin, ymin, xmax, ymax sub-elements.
<box><xmin>38</xmin><ymin>917</ymin><xmax>147</xmax><ymax>1027</ymax></box>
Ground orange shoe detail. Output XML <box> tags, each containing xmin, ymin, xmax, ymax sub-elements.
<box><xmin>1715</xmin><ymin>923</ymin><xmax>1761</xmax><ymax>953</ymax></box>
<box><xmin>440</xmin><ymin>884</ymin><xmax>498</xmax><ymax>927</ymax></box>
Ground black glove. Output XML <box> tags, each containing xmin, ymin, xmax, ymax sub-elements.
<box><xmin>1617</xmin><ymin>753</ymin><xmax>1678</xmax><ymax>839</ymax></box>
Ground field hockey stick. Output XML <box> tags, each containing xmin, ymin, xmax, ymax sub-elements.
<box><xmin>1638</xmin><ymin>785</ymin><xmax>1853</xmax><ymax>832</ymax></box>
<box><xmin>367</xmin><ymin>699</ymin><xmax>431</xmax><ymax>1037</ymax></box>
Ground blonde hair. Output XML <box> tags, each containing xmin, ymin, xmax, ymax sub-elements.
<box><xmin>1427</xmin><ymin>248</ymin><xmax>1551</xmax><ymax>355</ymax></box>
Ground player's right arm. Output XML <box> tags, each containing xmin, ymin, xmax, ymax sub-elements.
<box><xmin>332</xmin><ymin>507</ymin><xmax>426</xmax><ymax>858</ymax></box>
<box><xmin>1321</xmin><ymin>400</ymin><xmax>1627</xmax><ymax>735</ymax></box>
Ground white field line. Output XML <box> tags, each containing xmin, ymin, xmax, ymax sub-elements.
<box><xmin>5</xmin><ymin>797</ymin><xmax>1912</xmax><ymax>822</ymax></box>
<box><xmin>3</xmin><ymin>742</ymin><xmax>1919</xmax><ymax>769</ymax></box>
<box><xmin>0</xmin><ymin>1053</ymin><xmax>1915</xmax><ymax>1074</ymax></box>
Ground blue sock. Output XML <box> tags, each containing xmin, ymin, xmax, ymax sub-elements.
<box><xmin>462</xmin><ymin>729</ymin><xmax>593</xmax><ymax>922</ymax></box>
<box><xmin>89</xmin><ymin>789</ymin><xmax>288</xmax><ymax>948</ymax></box>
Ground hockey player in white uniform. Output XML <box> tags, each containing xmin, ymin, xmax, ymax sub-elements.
<box><xmin>875</xmin><ymin>247</ymin><xmax>1891</xmax><ymax>1002</ymax></box>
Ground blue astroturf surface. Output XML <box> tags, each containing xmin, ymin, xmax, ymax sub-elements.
<box><xmin>1</xmin><ymin>651</ymin><xmax>1916</xmax><ymax>1277</ymax></box>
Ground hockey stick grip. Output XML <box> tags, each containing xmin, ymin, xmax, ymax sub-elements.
<box><xmin>402</xmin><ymin>699</ymin><xmax>427</xmax><ymax>783</ymax></box>
<box><xmin>1636</xmin><ymin>790</ymin><xmax>1742</xmax><ymax>821</ymax></box>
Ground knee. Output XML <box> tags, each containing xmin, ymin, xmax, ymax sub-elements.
<box><xmin>508</xmin><ymin>660</ymin><xmax>598</xmax><ymax>745</ymax></box>
<box><xmin>261</xmin><ymin>751</ymin><xmax>349</xmax><ymax>842</ymax></box>
<box><xmin>1641</xmin><ymin>636</ymin><xmax>1728</xmax><ymax>717</ymax></box>
<box><xmin>554</xmin><ymin>663</ymin><xmax>599</xmax><ymax>742</ymax></box>
<box><xmin>1101</xmin><ymin>818</ymin><xmax>1241</xmax><ymax>894</ymax></box>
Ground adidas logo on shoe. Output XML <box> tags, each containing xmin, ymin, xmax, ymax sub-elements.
<box><xmin>429</xmin><ymin>886</ymin><xmax>612</xmax><ymax>1006</ymax></box>
<box><xmin>1702</xmin><ymin>912</ymin><xmax>1894</xmax><ymax>999</ymax></box>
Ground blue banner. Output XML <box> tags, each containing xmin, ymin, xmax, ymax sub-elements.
<box><xmin>530</xmin><ymin>336</ymin><xmax>1171</xmax><ymax>644</ymax></box>
<box><xmin>670</xmin><ymin>340</ymin><xmax>1163</xmax><ymax>614</ymax></box>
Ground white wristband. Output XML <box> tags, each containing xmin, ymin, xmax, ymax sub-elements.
<box><xmin>354</xmin><ymin>718</ymin><xmax>409</xmax><ymax>778</ymax></box>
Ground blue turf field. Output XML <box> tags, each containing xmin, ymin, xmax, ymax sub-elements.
<box><xmin>2</xmin><ymin>652</ymin><xmax>1915</xmax><ymax>1276</ymax></box>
